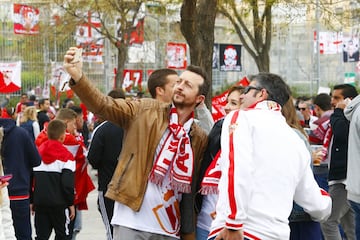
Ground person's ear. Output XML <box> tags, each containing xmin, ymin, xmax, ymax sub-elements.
<box><xmin>195</xmin><ymin>95</ymin><xmax>205</xmax><ymax>106</ymax></box>
<box><xmin>155</xmin><ymin>86</ymin><xmax>164</xmax><ymax>97</ymax></box>
<box><xmin>259</xmin><ymin>88</ymin><xmax>268</xmax><ymax>100</ymax></box>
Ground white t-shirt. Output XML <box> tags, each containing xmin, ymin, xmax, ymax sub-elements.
<box><xmin>111</xmin><ymin>129</ymin><xmax>182</xmax><ymax>238</ymax></box>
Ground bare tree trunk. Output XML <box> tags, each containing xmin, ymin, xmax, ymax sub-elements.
<box><xmin>180</xmin><ymin>0</ymin><xmax>217</xmax><ymax>108</ymax></box>
<box><xmin>115</xmin><ymin>44</ymin><xmax>128</xmax><ymax>88</ymax></box>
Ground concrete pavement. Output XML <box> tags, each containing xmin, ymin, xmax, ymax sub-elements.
<box><xmin>76</xmin><ymin>169</ymin><xmax>107</xmax><ymax>240</ymax></box>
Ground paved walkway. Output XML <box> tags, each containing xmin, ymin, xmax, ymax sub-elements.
<box><xmin>76</xmin><ymin>170</ymin><xmax>107</xmax><ymax>240</ymax></box>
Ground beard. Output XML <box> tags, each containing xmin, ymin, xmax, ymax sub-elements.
<box><xmin>172</xmin><ymin>94</ymin><xmax>195</xmax><ymax>109</ymax></box>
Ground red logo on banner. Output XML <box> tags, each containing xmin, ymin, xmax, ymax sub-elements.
<box><xmin>0</xmin><ymin>62</ymin><xmax>22</xmax><ymax>93</ymax></box>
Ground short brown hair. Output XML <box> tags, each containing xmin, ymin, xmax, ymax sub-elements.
<box><xmin>147</xmin><ymin>68</ymin><xmax>178</xmax><ymax>98</ymax></box>
<box><xmin>55</xmin><ymin>108</ymin><xmax>77</xmax><ymax>121</ymax></box>
<box><xmin>47</xmin><ymin>119</ymin><xmax>66</xmax><ymax>140</ymax></box>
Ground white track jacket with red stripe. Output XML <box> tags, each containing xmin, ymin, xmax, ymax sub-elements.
<box><xmin>209</xmin><ymin>100</ymin><xmax>331</xmax><ymax>240</ymax></box>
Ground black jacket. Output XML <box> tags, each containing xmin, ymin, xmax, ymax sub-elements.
<box><xmin>329</xmin><ymin>108</ymin><xmax>349</xmax><ymax>181</ymax></box>
<box><xmin>87</xmin><ymin>121</ymin><xmax>124</xmax><ymax>192</ymax></box>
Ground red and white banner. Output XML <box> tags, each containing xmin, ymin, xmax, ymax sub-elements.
<box><xmin>124</xmin><ymin>18</ymin><xmax>144</xmax><ymax>46</ymax></box>
<box><xmin>75</xmin><ymin>12</ymin><xmax>104</xmax><ymax>63</ymax></box>
<box><xmin>166</xmin><ymin>42</ymin><xmax>187</xmax><ymax>69</ymax></box>
<box><xmin>46</xmin><ymin>64</ymin><xmax>73</xmax><ymax>105</ymax></box>
<box><xmin>122</xmin><ymin>69</ymin><xmax>143</xmax><ymax>93</ymax></box>
<box><xmin>0</xmin><ymin>61</ymin><xmax>21</xmax><ymax>93</ymax></box>
<box><xmin>13</xmin><ymin>4</ymin><xmax>40</xmax><ymax>35</ymax></box>
<box><xmin>314</xmin><ymin>31</ymin><xmax>343</xmax><ymax>55</ymax></box>
<box><xmin>211</xmin><ymin>77</ymin><xmax>249</xmax><ymax>122</ymax></box>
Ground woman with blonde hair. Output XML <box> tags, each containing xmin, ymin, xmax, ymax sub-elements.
<box><xmin>20</xmin><ymin>106</ymin><xmax>40</xmax><ymax>141</ymax></box>
<box><xmin>0</xmin><ymin>127</ymin><xmax>16</xmax><ymax>239</ymax></box>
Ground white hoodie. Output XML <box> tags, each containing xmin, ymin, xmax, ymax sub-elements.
<box><xmin>344</xmin><ymin>95</ymin><xmax>360</xmax><ymax>203</ymax></box>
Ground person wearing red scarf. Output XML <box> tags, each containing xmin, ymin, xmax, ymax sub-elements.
<box><xmin>64</xmin><ymin>47</ymin><xmax>208</xmax><ymax>240</ymax></box>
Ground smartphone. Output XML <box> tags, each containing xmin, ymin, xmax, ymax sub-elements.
<box><xmin>0</xmin><ymin>174</ymin><xmax>13</xmax><ymax>183</ymax></box>
<box><xmin>70</xmin><ymin>48</ymin><xmax>83</xmax><ymax>63</ymax></box>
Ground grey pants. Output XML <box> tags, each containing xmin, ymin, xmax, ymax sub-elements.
<box><xmin>320</xmin><ymin>183</ymin><xmax>356</xmax><ymax>240</ymax></box>
<box><xmin>113</xmin><ymin>225</ymin><xmax>179</xmax><ymax>240</ymax></box>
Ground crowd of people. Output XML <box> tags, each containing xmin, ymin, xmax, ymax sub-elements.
<box><xmin>0</xmin><ymin>46</ymin><xmax>359</xmax><ymax>240</ymax></box>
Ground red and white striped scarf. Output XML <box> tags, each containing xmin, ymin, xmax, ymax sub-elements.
<box><xmin>200</xmin><ymin>150</ymin><xmax>222</xmax><ymax>194</ymax></box>
<box><xmin>149</xmin><ymin>106</ymin><xmax>194</xmax><ymax>193</ymax></box>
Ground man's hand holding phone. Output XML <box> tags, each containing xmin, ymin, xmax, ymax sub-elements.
<box><xmin>64</xmin><ymin>47</ymin><xmax>83</xmax><ymax>82</ymax></box>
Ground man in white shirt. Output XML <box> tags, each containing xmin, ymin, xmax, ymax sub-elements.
<box><xmin>209</xmin><ymin>73</ymin><xmax>332</xmax><ymax>240</ymax></box>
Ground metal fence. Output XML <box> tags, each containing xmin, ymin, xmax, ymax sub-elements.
<box><xmin>1</xmin><ymin>1</ymin><xmax>358</xmax><ymax>104</ymax></box>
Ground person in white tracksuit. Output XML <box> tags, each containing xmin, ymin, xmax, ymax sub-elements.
<box><xmin>209</xmin><ymin>73</ymin><xmax>332</xmax><ymax>240</ymax></box>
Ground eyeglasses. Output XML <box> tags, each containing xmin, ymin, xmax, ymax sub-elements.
<box><xmin>299</xmin><ymin>108</ymin><xmax>307</xmax><ymax>111</ymax></box>
<box><xmin>244</xmin><ymin>86</ymin><xmax>262</xmax><ymax>94</ymax></box>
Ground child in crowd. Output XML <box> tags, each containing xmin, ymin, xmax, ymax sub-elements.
<box><xmin>32</xmin><ymin>119</ymin><xmax>76</xmax><ymax>239</ymax></box>
<box><xmin>35</xmin><ymin>108</ymin><xmax>95</xmax><ymax>239</ymax></box>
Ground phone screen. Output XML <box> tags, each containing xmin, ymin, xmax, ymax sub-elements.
<box><xmin>0</xmin><ymin>174</ymin><xmax>13</xmax><ymax>182</ymax></box>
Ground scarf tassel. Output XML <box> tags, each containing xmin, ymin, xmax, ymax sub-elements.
<box><xmin>200</xmin><ymin>186</ymin><xmax>219</xmax><ymax>195</ymax></box>
<box><xmin>148</xmin><ymin>173</ymin><xmax>165</xmax><ymax>186</ymax></box>
<box><xmin>170</xmin><ymin>181</ymin><xmax>191</xmax><ymax>194</ymax></box>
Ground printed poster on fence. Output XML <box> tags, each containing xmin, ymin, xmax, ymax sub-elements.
<box><xmin>219</xmin><ymin>44</ymin><xmax>242</xmax><ymax>71</ymax></box>
<box><xmin>166</xmin><ymin>42</ymin><xmax>187</xmax><ymax>69</ymax></box>
<box><xmin>343</xmin><ymin>34</ymin><xmax>360</xmax><ymax>62</ymax></box>
<box><xmin>122</xmin><ymin>69</ymin><xmax>143</xmax><ymax>93</ymax></box>
<box><xmin>0</xmin><ymin>61</ymin><xmax>22</xmax><ymax>93</ymax></box>
<box><xmin>13</xmin><ymin>4</ymin><xmax>40</xmax><ymax>35</ymax></box>
<box><xmin>317</xmin><ymin>32</ymin><xmax>343</xmax><ymax>54</ymax></box>
<box><xmin>75</xmin><ymin>11</ymin><xmax>104</xmax><ymax>63</ymax></box>
<box><xmin>44</xmin><ymin>64</ymin><xmax>73</xmax><ymax>101</ymax></box>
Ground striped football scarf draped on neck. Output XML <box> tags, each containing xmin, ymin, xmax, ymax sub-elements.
<box><xmin>149</xmin><ymin>106</ymin><xmax>194</xmax><ymax>193</ymax></box>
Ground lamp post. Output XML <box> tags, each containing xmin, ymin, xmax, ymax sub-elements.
<box><xmin>315</xmin><ymin>0</ymin><xmax>321</xmax><ymax>93</ymax></box>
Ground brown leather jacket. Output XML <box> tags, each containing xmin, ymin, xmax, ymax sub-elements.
<box><xmin>70</xmin><ymin>75</ymin><xmax>207</xmax><ymax>238</ymax></box>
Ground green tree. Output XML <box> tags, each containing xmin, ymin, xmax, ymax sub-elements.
<box><xmin>218</xmin><ymin>0</ymin><xmax>275</xmax><ymax>72</ymax></box>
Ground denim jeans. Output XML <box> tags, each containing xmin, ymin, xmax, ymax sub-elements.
<box><xmin>349</xmin><ymin>200</ymin><xmax>360</xmax><ymax>239</ymax></box>
<box><xmin>196</xmin><ymin>227</ymin><xmax>209</xmax><ymax>240</ymax></box>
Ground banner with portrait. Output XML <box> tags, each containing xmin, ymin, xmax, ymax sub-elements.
<box><xmin>219</xmin><ymin>44</ymin><xmax>242</xmax><ymax>71</ymax></box>
<box><xmin>166</xmin><ymin>42</ymin><xmax>187</xmax><ymax>69</ymax></box>
<box><xmin>13</xmin><ymin>4</ymin><xmax>40</xmax><ymax>35</ymax></box>
<box><xmin>343</xmin><ymin>34</ymin><xmax>360</xmax><ymax>62</ymax></box>
<box><xmin>75</xmin><ymin>12</ymin><xmax>104</xmax><ymax>63</ymax></box>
